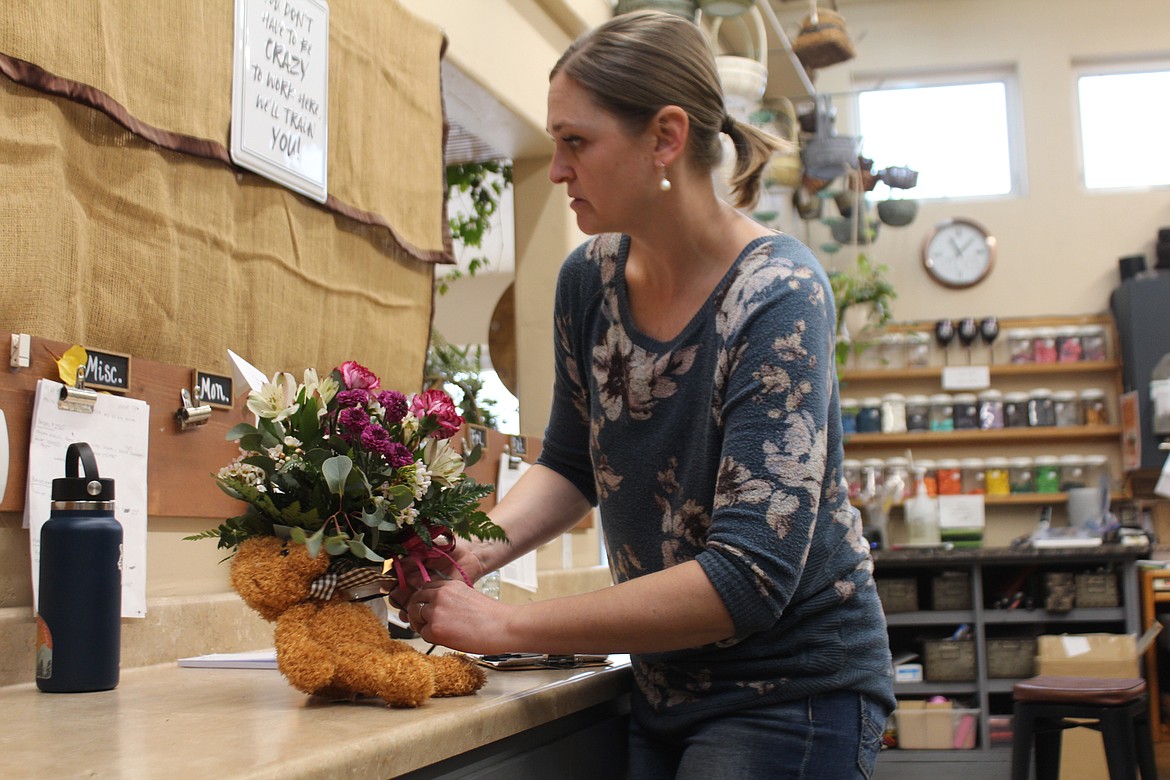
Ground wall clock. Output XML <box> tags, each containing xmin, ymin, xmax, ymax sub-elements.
<box><xmin>922</xmin><ymin>218</ymin><xmax>996</xmax><ymax>288</ymax></box>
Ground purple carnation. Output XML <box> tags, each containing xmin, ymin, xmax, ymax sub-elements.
<box><xmin>335</xmin><ymin>389</ymin><xmax>370</xmax><ymax>408</ymax></box>
<box><xmin>384</xmin><ymin>442</ymin><xmax>415</xmax><ymax>469</ymax></box>
<box><xmin>377</xmin><ymin>390</ymin><xmax>408</xmax><ymax>423</ymax></box>
<box><xmin>360</xmin><ymin>426</ymin><xmax>414</xmax><ymax>467</ymax></box>
<box><xmin>338</xmin><ymin>405</ymin><xmax>370</xmax><ymax>443</ymax></box>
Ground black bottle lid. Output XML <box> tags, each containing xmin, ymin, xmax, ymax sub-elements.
<box><xmin>51</xmin><ymin>442</ymin><xmax>115</xmax><ymax>503</ymax></box>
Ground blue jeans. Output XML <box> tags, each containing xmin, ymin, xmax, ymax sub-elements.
<box><xmin>629</xmin><ymin>690</ymin><xmax>888</xmax><ymax>779</ymax></box>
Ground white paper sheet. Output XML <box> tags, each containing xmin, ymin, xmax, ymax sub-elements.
<box><xmin>497</xmin><ymin>453</ymin><xmax>538</xmax><ymax>592</ymax></box>
<box><xmin>24</xmin><ymin>379</ymin><xmax>150</xmax><ymax>618</ymax></box>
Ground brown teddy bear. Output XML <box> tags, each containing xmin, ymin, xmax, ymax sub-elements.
<box><xmin>229</xmin><ymin>535</ymin><xmax>486</xmax><ymax>707</ymax></box>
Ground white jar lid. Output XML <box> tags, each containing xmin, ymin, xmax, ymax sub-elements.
<box><xmin>1080</xmin><ymin>388</ymin><xmax>1106</xmax><ymax>399</ymax></box>
<box><xmin>1029</xmin><ymin>388</ymin><xmax>1053</xmax><ymax>398</ymax></box>
<box><xmin>906</xmin><ymin>394</ymin><xmax>930</xmax><ymax>404</ymax></box>
<box><xmin>1009</xmin><ymin>457</ymin><xmax>1033</xmax><ymax>467</ymax></box>
<box><xmin>1004</xmin><ymin>392</ymin><xmax>1030</xmax><ymax>402</ymax></box>
<box><xmin>881</xmin><ymin>392</ymin><xmax>906</xmax><ymax>401</ymax></box>
<box><xmin>1058</xmin><ymin>454</ymin><xmax>1084</xmax><ymax>465</ymax></box>
<box><xmin>1006</xmin><ymin>328</ymin><xmax>1034</xmax><ymax>338</ymax></box>
<box><xmin>915</xmin><ymin>459</ymin><xmax>937</xmax><ymax>468</ymax></box>
<box><xmin>861</xmin><ymin>397</ymin><xmax>882</xmax><ymax>406</ymax></box>
<box><xmin>862</xmin><ymin>458</ymin><xmax>885</xmax><ymax>467</ymax></box>
<box><xmin>929</xmin><ymin>393</ymin><xmax>954</xmax><ymax>403</ymax></box>
<box><xmin>1055</xmin><ymin>326</ymin><xmax>1079</xmax><ymax>337</ymax></box>
<box><xmin>959</xmin><ymin>458</ymin><xmax>985</xmax><ymax>468</ymax></box>
<box><xmin>1034</xmin><ymin>327</ymin><xmax>1058</xmax><ymax>337</ymax></box>
<box><xmin>843</xmin><ymin>458</ymin><xmax>862</xmax><ymax>468</ymax></box>
<box><xmin>938</xmin><ymin>458</ymin><xmax>962</xmax><ymax>468</ymax></box>
<box><xmin>978</xmin><ymin>389</ymin><xmax>1003</xmax><ymax>400</ymax></box>
<box><xmin>886</xmin><ymin>456</ymin><xmax>910</xmax><ymax>467</ymax></box>
<box><xmin>985</xmin><ymin>457</ymin><xmax>1010</xmax><ymax>468</ymax></box>
<box><xmin>953</xmin><ymin>393</ymin><xmax>978</xmax><ymax>403</ymax></box>
<box><xmin>1083</xmin><ymin>454</ymin><xmax>1110</xmax><ymax>466</ymax></box>
<box><xmin>1034</xmin><ymin>455</ymin><xmax>1059</xmax><ymax>465</ymax></box>
<box><xmin>1053</xmin><ymin>390</ymin><xmax>1078</xmax><ymax>401</ymax></box>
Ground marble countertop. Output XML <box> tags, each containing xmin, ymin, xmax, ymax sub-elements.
<box><xmin>0</xmin><ymin>643</ymin><xmax>632</xmax><ymax>779</ymax></box>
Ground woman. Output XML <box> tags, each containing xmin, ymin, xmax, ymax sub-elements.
<box><xmin>395</xmin><ymin>10</ymin><xmax>894</xmax><ymax>778</ymax></box>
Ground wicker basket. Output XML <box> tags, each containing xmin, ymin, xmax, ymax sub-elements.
<box><xmin>792</xmin><ymin>4</ymin><xmax>856</xmax><ymax>70</ymax></box>
<box><xmin>924</xmin><ymin>639</ymin><xmax>976</xmax><ymax>682</ymax></box>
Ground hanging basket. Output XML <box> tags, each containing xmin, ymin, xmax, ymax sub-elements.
<box><xmin>792</xmin><ymin>2</ymin><xmax>856</xmax><ymax>70</ymax></box>
<box><xmin>615</xmin><ymin>0</ymin><xmax>697</xmax><ymax>18</ymax></box>
<box><xmin>800</xmin><ymin>94</ymin><xmax>861</xmax><ymax>180</ymax></box>
<box><xmin>708</xmin><ymin>6</ymin><xmax>769</xmax><ymax>115</ymax></box>
<box><xmin>762</xmin><ymin>97</ymin><xmax>803</xmax><ymax>190</ymax></box>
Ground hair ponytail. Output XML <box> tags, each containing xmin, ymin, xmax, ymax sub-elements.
<box><xmin>723</xmin><ymin>118</ymin><xmax>789</xmax><ymax>210</ymax></box>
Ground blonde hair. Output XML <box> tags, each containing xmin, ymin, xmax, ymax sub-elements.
<box><xmin>551</xmin><ymin>10</ymin><xmax>784</xmax><ymax>209</ymax></box>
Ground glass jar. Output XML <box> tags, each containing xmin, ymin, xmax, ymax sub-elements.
<box><xmin>839</xmin><ymin>397</ymin><xmax>859</xmax><ymax>434</ymax></box>
<box><xmin>953</xmin><ymin>393</ymin><xmax>979</xmax><ymax>430</ymax></box>
<box><xmin>1082</xmin><ymin>454</ymin><xmax>1109</xmax><ymax>491</ymax></box>
<box><xmin>878</xmin><ymin>333</ymin><xmax>905</xmax><ymax>370</ymax></box>
<box><xmin>1056</xmin><ymin>325</ymin><xmax>1083</xmax><ymax>363</ymax></box>
<box><xmin>880</xmin><ymin>393</ymin><xmax>908</xmax><ymax>434</ymax></box>
<box><xmin>1080</xmin><ymin>388</ymin><xmax>1109</xmax><ymax>425</ymax></box>
<box><xmin>960</xmin><ymin>458</ymin><xmax>986</xmax><ymax>494</ymax></box>
<box><xmin>843</xmin><ymin>458</ymin><xmax>862</xmax><ymax>500</ymax></box>
<box><xmin>985</xmin><ymin>457</ymin><xmax>1011</xmax><ymax>495</ymax></box>
<box><xmin>929</xmin><ymin>393</ymin><xmax>955</xmax><ymax>432</ymax></box>
<box><xmin>884</xmin><ymin>457</ymin><xmax>912</xmax><ymax>501</ymax></box>
<box><xmin>1034</xmin><ymin>455</ymin><xmax>1061</xmax><ymax>493</ymax></box>
<box><xmin>859</xmin><ymin>458</ymin><xmax>885</xmax><ymax>500</ymax></box>
<box><xmin>1079</xmin><ymin>324</ymin><xmax>1108</xmax><ymax>362</ymax></box>
<box><xmin>937</xmin><ymin>458</ymin><xmax>962</xmax><ymax>495</ymax></box>
<box><xmin>1027</xmin><ymin>388</ymin><xmax>1055</xmax><ymax>427</ymax></box>
<box><xmin>1052</xmin><ymin>390</ymin><xmax>1081</xmax><ymax>427</ymax></box>
<box><xmin>1058</xmin><ymin>454</ymin><xmax>1086</xmax><ymax>490</ymax></box>
<box><xmin>1009</xmin><ymin>457</ymin><xmax>1034</xmax><ymax>493</ymax></box>
<box><xmin>905</xmin><ymin>331</ymin><xmax>931</xmax><ymax>368</ymax></box>
<box><xmin>916</xmin><ymin>458</ymin><xmax>938</xmax><ymax>497</ymax></box>
<box><xmin>977</xmin><ymin>389</ymin><xmax>1004</xmax><ymax>430</ymax></box>
<box><xmin>857</xmin><ymin>397</ymin><xmax>882</xmax><ymax>433</ymax></box>
<box><xmin>1003</xmin><ymin>392</ymin><xmax>1030</xmax><ymax>428</ymax></box>
<box><xmin>1032</xmin><ymin>327</ymin><xmax>1059</xmax><ymax>363</ymax></box>
<box><xmin>1007</xmin><ymin>328</ymin><xmax>1035</xmax><ymax>364</ymax></box>
<box><xmin>906</xmin><ymin>394</ymin><xmax>931</xmax><ymax>432</ymax></box>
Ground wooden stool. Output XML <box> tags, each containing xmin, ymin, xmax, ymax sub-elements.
<box><xmin>1011</xmin><ymin>675</ymin><xmax>1157</xmax><ymax>780</ymax></box>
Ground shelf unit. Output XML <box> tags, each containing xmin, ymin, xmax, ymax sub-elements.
<box><xmin>839</xmin><ymin>314</ymin><xmax>1129</xmax><ymax>547</ymax></box>
<box><xmin>871</xmin><ymin>546</ymin><xmax>1145</xmax><ymax>780</ymax></box>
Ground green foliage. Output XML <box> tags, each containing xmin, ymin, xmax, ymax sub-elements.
<box><xmin>829</xmin><ymin>253</ymin><xmax>897</xmax><ymax>367</ymax></box>
<box><xmin>424</xmin><ymin>331</ymin><xmax>498</xmax><ymax>428</ymax></box>
<box><xmin>438</xmin><ymin>160</ymin><xmax>513</xmax><ymax>295</ymax></box>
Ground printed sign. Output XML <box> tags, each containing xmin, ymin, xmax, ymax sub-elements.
<box><xmin>230</xmin><ymin>0</ymin><xmax>329</xmax><ymax>202</ymax></box>
<box><xmin>82</xmin><ymin>348</ymin><xmax>132</xmax><ymax>394</ymax></box>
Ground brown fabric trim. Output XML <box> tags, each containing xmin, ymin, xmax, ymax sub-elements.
<box><xmin>0</xmin><ymin>50</ymin><xmax>453</xmax><ymax>266</ymax></box>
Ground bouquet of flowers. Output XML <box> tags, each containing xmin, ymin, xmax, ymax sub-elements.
<box><xmin>189</xmin><ymin>360</ymin><xmax>505</xmax><ymax>581</ymax></box>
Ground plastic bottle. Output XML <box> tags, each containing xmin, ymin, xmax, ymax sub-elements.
<box><xmin>904</xmin><ymin>468</ymin><xmax>941</xmax><ymax>546</ymax></box>
<box><xmin>36</xmin><ymin>442</ymin><xmax>122</xmax><ymax>693</ymax></box>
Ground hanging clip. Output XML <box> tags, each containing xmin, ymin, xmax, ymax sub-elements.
<box><xmin>9</xmin><ymin>333</ymin><xmax>30</xmax><ymax>369</ymax></box>
<box><xmin>176</xmin><ymin>387</ymin><xmax>212</xmax><ymax>430</ymax></box>
<box><xmin>505</xmin><ymin>435</ymin><xmax>526</xmax><ymax>470</ymax></box>
<box><xmin>58</xmin><ymin>366</ymin><xmax>98</xmax><ymax>413</ymax></box>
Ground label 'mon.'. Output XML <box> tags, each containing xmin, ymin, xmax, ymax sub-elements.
<box><xmin>194</xmin><ymin>370</ymin><xmax>235</xmax><ymax>410</ymax></box>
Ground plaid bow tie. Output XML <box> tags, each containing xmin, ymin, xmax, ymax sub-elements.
<box><xmin>309</xmin><ymin>558</ymin><xmax>398</xmax><ymax>601</ymax></box>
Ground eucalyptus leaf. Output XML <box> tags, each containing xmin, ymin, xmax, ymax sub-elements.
<box><xmin>225</xmin><ymin>422</ymin><xmax>258</xmax><ymax>442</ymax></box>
<box><xmin>324</xmin><ymin>534</ymin><xmax>349</xmax><ymax>556</ymax></box>
<box><xmin>322</xmin><ymin>455</ymin><xmax>353</xmax><ymax>495</ymax></box>
<box><xmin>303</xmin><ymin>527</ymin><xmax>323</xmax><ymax>558</ymax></box>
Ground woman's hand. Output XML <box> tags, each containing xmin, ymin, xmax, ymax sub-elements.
<box><xmin>388</xmin><ymin>541</ymin><xmax>487</xmax><ymax>615</ymax></box>
<box><xmin>404</xmin><ymin>579</ymin><xmax>514</xmax><ymax>653</ymax></box>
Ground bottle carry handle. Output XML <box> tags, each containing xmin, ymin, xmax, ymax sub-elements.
<box><xmin>65</xmin><ymin>442</ymin><xmax>100</xmax><ymax>480</ymax></box>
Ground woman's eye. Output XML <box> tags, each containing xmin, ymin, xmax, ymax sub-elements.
<box><xmin>562</xmin><ymin>136</ymin><xmax>582</xmax><ymax>147</ymax></box>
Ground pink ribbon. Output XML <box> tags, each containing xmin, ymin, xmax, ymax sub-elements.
<box><xmin>391</xmin><ymin>525</ymin><xmax>472</xmax><ymax>588</ymax></box>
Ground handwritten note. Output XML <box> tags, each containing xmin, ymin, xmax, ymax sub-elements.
<box><xmin>230</xmin><ymin>0</ymin><xmax>330</xmax><ymax>202</ymax></box>
<box><xmin>25</xmin><ymin>380</ymin><xmax>150</xmax><ymax>618</ymax></box>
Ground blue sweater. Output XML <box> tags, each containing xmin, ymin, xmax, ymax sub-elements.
<box><xmin>537</xmin><ymin>232</ymin><xmax>895</xmax><ymax>717</ymax></box>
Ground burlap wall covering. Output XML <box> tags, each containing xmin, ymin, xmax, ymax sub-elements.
<box><xmin>0</xmin><ymin>0</ymin><xmax>448</xmax><ymax>385</ymax></box>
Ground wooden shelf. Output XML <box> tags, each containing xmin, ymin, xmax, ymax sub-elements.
<box><xmin>839</xmin><ymin>360</ymin><xmax>1121</xmax><ymax>384</ymax></box>
<box><xmin>843</xmin><ymin>425</ymin><xmax>1121</xmax><ymax>449</ymax></box>
<box><xmin>853</xmin><ymin>491</ymin><xmax>1130</xmax><ymax>509</ymax></box>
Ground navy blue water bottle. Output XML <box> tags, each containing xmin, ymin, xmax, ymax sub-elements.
<box><xmin>36</xmin><ymin>442</ymin><xmax>122</xmax><ymax>693</ymax></box>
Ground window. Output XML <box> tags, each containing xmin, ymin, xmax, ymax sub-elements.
<box><xmin>855</xmin><ymin>72</ymin><xmax>1020</xmax><ymax>200</ymax></box>
<box><xmin>1077</xmin><ymin>63</ymin><xmax>1170</xmax><ymax>190</ymax></box>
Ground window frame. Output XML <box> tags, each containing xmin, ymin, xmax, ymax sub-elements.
<box><xmin>850</xmin><ymin>66</ymin><xmax>1027</xmax><ymax>202</ymax></box>
<box><xmin>1073</xmin><ymin>57</ymin><xmax>1170</xmax><ymax>193</ymax></box>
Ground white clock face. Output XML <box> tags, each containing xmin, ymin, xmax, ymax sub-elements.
<box><xmin>923</xmin><ymin>219</ymin><xmax>996</xmax><ymax>288</ymax></box>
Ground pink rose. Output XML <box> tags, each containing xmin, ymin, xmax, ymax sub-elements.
<box><xmin>410</xmin><ymin>389</ymin><xmax>463</xmax><ymax>439</ymax></box>
<box><xmin>339</xmin><ymin>361</ymin><xmax>381</xmax><ymax>391</ymax></box>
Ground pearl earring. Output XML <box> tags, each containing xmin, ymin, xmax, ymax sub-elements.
<box><xmin>658</xmin><ymin>163</ymin><xmax>672</xmax><ymax>192</ymax></box>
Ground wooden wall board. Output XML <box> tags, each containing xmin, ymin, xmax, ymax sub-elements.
<box><xmin>1</xmin><ymin>332</ymin><xmax>252</xmax><ymax>518</ymax></box>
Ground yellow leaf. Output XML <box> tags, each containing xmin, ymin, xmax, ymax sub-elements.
<box><xmin>57</xmin><ymin>346</ymin><xmax>88</xmax><ymax>387</ymax></box>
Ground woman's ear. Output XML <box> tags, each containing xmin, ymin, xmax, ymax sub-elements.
<box><xmin>652</xmin><ymin>105</ymin><xmax>689</xmax><ymax>167</ymax></box>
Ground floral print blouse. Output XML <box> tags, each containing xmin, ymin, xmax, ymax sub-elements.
<box><xmin>537</xmin><ymin>233</ymin><xmax>894</xmax><ymax>717</ymax></box>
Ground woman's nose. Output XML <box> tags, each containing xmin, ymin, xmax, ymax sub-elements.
<box><xmin>548</xmin><ymin>153</ymin><xmax>571</xmax><ymax>185</ymax></box>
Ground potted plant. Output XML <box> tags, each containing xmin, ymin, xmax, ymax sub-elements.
<box><xmin>829</xmin><ymin>252</ymin><xmax>896</xmax><ymax>368</ymax></box>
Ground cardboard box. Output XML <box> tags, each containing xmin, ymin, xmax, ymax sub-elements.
<box><xmin>1034</xmin><ymin>626</ymin><xmax>1161</xmax><ymax>780</ymax></box>
<box><xmin>894</xmin><ymin>700</ymin><xmax>979</xmax><ymax>749</ymax></box>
